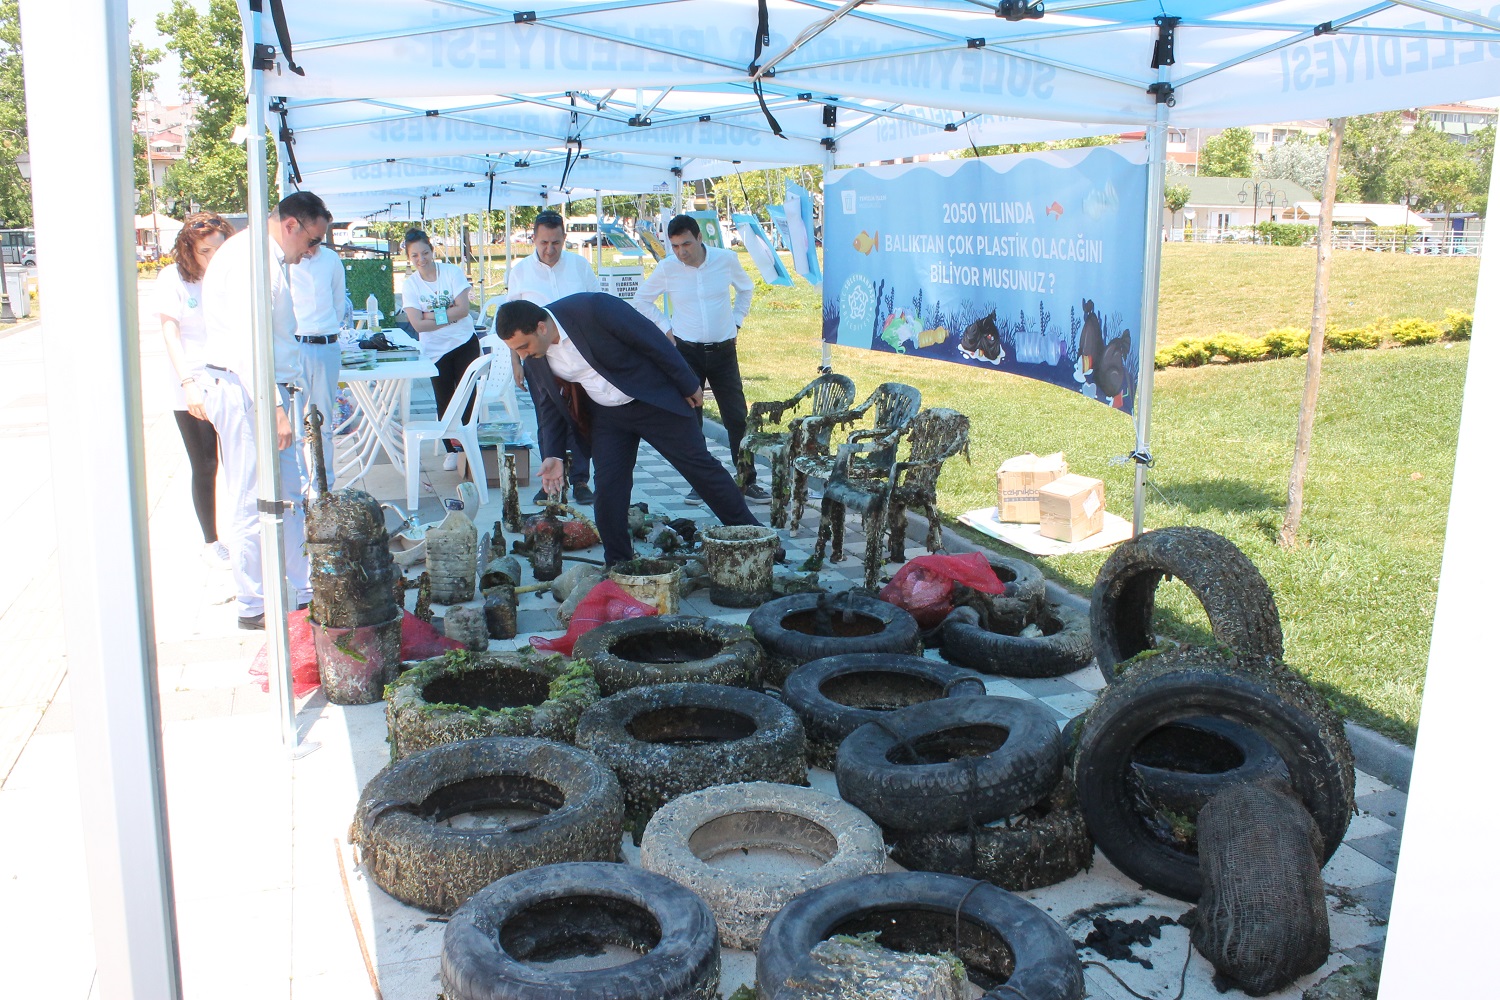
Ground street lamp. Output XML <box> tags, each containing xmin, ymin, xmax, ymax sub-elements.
<box><xmin>14</xmin><ymin>151</ymin><xmax>29</xmax><ymax>180</ymax></box>
<box><xmin>1239</xmin><ymin>179</ymin><xmax>1292</xmax><ymax>243</ymax></box>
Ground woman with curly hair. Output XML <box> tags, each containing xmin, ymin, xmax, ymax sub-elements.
<box><xmin>400</xmin><ymin>228</ymin><xmax>478</xmax><ymax>470</ymax></box>
<box><xmin>157</xmin><ymin>211</ymin><xmax>236</xmax><ymax>568</ymax></box>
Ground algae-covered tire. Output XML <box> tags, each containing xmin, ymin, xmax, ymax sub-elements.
<box><xmin>575</xmin><ymin>683</ymin><xmax>808</xmax><ymax>822</ymax></box>
<box><xmin>351</xmin><ymin>737</ymin><xmax>623</xmax><ymax>914</ymax></box>
<box><xmin>1091</xmin><ymin>526</ymin><xmax>1283</xmax><ymax>682</ymax></box>
<box><xmin>1131</xmin><ymin>715</ymin><xmax>1290</xmax><ymax>818</ymax></box>
<box><xmin>749</xmin><ymin>593</ymin><xmax>921</xmax><ymax>687</ymax></box>
<box><xmin>887</xmin><ymin>766</ymin><xmax>1093</xmax><ymax>891</ymax></box>
<box><xmin>782</xmin><ymin>653</ymin><xmax>987</xmax><ymax>770</ymax></box>
<box><xmin>441</xmin><ymin>861</ymin><xmax>721</xmax><ymax>1000</ymax></box>
<box><xmin>756</xmin><ymin>871</ymin><xmax>1084</xmax><ymax>1000</ymax></box>
<box><xmin>985</xmin><ymin>553</ymin><xmax>1046</xmax><ymax>611</ymax></box>
<box><xmin>835</xmin><ymin>696</ymin><xmax>1063</xmax><ymax>833</ymax></box>
<box><xmin>940</xmin><ymin>600</ymin><xmax>1094</xmax><ymax>679</ymax></box>
<box><xmin>1074</xmin><ymin>646</ymin><xmax>1354</xmax><ymax>902</ymax></box>
<box><xmin>574</xmin><ymin>615</ymin><xmax>765</xmax><ymax>695</ymax></box>
<box><xmin>640</xmin><ymin>782</ymin><xmax>886</xmax><ymax>950</ymax></box>
<box><xmin>385</xmin><ymin>651</ymin><xmax>600</xmax><ymax>760</ymax></box>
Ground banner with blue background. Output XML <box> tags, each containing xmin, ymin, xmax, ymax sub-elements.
<box><xmin>824</xmin><ymin>144</ymin><xmax>1147</xmax><ymax>413</ymax></box>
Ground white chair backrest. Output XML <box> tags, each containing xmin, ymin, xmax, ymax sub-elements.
<box><xmin>434</xmin><ymin>352</ymin><xmax>493</xmax><ymax>435</ymax></box>
<box><xmin>479</xmin><ymin>333</ymin><xmax>503</xmax><ymax>356</ymax></box>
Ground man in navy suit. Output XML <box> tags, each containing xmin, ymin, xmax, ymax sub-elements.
<box><xmin>495</xmin><ymin>294</ymin><xmax>762</xmax><ymax>565</ymax></box>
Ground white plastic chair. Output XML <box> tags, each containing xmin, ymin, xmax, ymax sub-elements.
<box><xmin>404</xmin><ymin>351</ymin><xmax>493</xmax><ymax>510</ymax></box>
<box><xmin>477</xmin><ymin>332</ymin><xmax>523</xmax><ymax>423</ymax></box>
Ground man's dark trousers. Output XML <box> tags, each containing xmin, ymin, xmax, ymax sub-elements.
<box><xmin>587</xmin><ymin>397</ymin><xmax>758</xmax><ymax>564</ymax></box>
<box><xmin>676</xmin><ymin>339</ymin><xmax>753</xmax><ymax>486</ymax></box>
<box><xmin>526</xmin><ymin>375</ymin><xmax>590</xmax><ymax>485</ymax></box>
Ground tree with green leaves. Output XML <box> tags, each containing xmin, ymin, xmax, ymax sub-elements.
<box><xmin>131</xmin><ymin>32</ymin><xmax>161</xmax><ymax>215</ymax></box>
<box><xmin>1198</xmin><ymin>127</ymin><xmax>1255</xmax><ymax>178</ymax></box>
<box><xmin>1164</xmin><ymin>183</ymin><xmax>1191</xmax><ymax>227</ymax></box>
<box><xmin>1338</xmin><ymin>111</ymin><xmax>1405</xmax><ymax>202</ymax></box>
<box><xmin>959</xmin><ymin>134</ymin><xmax>1116</xmax><ymax>160</ymax></box>
<box><xmin>0</xmin><ymin>0</ymin><xmax>30</xmax><ymax>227</ymax></box>
<box><xmin>1258</xmin><ymin>137</ymin><xmax>1330</xmax><ymax>198</ymax></box>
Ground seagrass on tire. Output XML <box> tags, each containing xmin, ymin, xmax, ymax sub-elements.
<box><xmin>441</xmin><ymin>861</ymin><xmax>721</xmax><ymax>1000</ymax></box>
<box><xmin>939</xmin><ymin>600</ymin><xmax>1093</xmax><ymax>679</ymax></box>
<box><xmin>748</xmin><ymin>593</ymin><xmax>921</xmax><ymax>687</ymax></box>
<box><xmin>351</xmin><ymin>737</ymin><xmax>623</xmax><ymax>914</ymax></box>
<box><xmin>1073</xmin><ymin>646</ymin><xmax>1354</xmax><ymax>902</ymax></box>
<box><xmin>573</xmin><ymin>615</ymin><xmax>765</xmax><ymax>695</ymax></box>
<box><xmin>1091</xmin><ymin>526</ymin><xmax>1283</xmax><ymax>681</ymax></box>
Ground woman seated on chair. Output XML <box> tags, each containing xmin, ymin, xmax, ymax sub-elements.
<box><xmin>401</xmin><ymin>228</ymin><xmax>479</xmax><ymax>470</ymax></box>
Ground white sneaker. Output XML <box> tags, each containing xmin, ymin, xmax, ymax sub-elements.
<box><xmin>203</xmin><ymin>541</ymin><xmax>231</xmax><ymax>570</ymax></box>
<box><xmin>442</xmin><ymin>452</ymin><xmax>460</xmax><ymax>472</ymax></box>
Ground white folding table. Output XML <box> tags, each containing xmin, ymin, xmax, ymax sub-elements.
<box><xmin>335</xmin><ymin>333</ymin><xmax>438</xmax><ymax>483</ymax></box>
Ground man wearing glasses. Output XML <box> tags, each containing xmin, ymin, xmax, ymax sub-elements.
<box><xmin>198</xmin><ymin>191</ymin><xmax>330</xmax><ymax>629</ymax></box>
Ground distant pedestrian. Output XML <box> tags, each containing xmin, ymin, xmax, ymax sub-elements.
<box><xmin>633</xmin><ymin>214</ymin><xmax>767</xmax><ymax>507</ymax></box>
<box><xmin>401</xmin><ymin>229</ymin><xmax>478</xmax><ymax>471</ymax></box>
<box><xmin>156</xmin><ymin>211</ymin><xmax>235</xmax><ymax>570</ymax></box>
<box><xmin>504</xmin><ymin>210</ymin><xmax>597</xmax><ymax>504</ymax></box>
<box><xmin>290</xmin><ymin>240</ymin><xmax>347</xmax><ymax>471</ymax></box>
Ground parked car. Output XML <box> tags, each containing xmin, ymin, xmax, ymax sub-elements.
<box><xmin>19</xmin><ymin>246</ymin><xmax>36</xmax><ymax>267</ymax></box>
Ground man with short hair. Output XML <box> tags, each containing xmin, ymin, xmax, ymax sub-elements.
<box><xmin>495</xmin><ymin>294</ymin><xmax>762</xmax><ymax>566</ymax></box>
<box><xmin>633</xmin><ymin>214</ymin><xmax>767</xmax><ymax>507</ymax></box>
<box><xmin>504</xmin><ymin>210</ymin><xmax>598</xmax><ymax>503</ymax></box>
<box><xmin>290</xmin><ymin>226</ymin><xmax>346</xmax><ymax>471</ymax></box>
<box><xmin>199</xmin><ymin>190</ymin><xmax>329</xmax><ymax>629</ymax></box>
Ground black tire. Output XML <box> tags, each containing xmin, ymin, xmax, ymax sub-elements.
<box><xmin>888</xmin><ymin>765</ymin><xmax>1093</xmax><ymax>891</ymax></box>
<box><xmin>756</xmin><ymin>871</ymin><xmax>1083</xmax><ymax>1000</ymax></box>
<box><xmin>1074</xmin><ymin>646</ymin><xmax>1354</xmax><ymax>902</ymax></box>
<box><xmin>441</xmin><ymin>861</ymin><xmax>721</xmax><ymax>1000</ymax></box>
<box><xmin>782</xmin><ymin>653</ymin><xmax>987</xmax><ymax>770</ymax></box>
<box><xmin>1091</xmin><ymin>526</ymin><xmax>1283</xmax><ymax>681</ymax></box>
<box><xmin>352</xmin><ymin>738</ymin><xmax>624</xmax><ymax>914</ymax></box>
<box><xmin>749</xmin><ymin>593</ymin><xmax>921</xmax><ymax>687</ymax></box>
<box><xmin>385</xmin><ymin>652</ymin><xmax>600</xmax><ymax>760</ymax></box>
<box><xmin>574</xmin><ymin>683</ymin><xmax>808</xmax><ymax>822</ymax></box>
<box><xmin>574</xmin><ymin>615</ymin><xmax>765</xmax><ymax>695</ymax></box>
<box><xmin>835</xmin><ymin>696</ymin><xmax>1064</xmax><ymax>832</ymax></box>
<box><xmin>940</xmin><ymin>600</ymin><xmax>1094</xmax><ymax>679</ymax></box>
<box><xmin>1130</xmin><ymin>715</ymin><xmax>1290</xmax><ymax>820</ymax></box>
<box><xmin>982</xmin><ymin>552</ymin><xmax>1046</xmax><ymax>613</ymax></box>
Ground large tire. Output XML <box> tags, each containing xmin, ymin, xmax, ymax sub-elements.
<box><xmin>887</xmin><ymin>765</ymin><xmax>1093</xmax><ymax>891</ymax></box>
<box><xmin>756</xmin><ymin>871</ymin><xmax>1084</xmax><ymax>1000</ymax></box>
<box><xmin>1091</xmin><ymin>526</ymin><xmax>1283</xmax><ymax>681</ymax></box>
<box><xmin>1074</xmin><ymin>646</ymin><xmax>1354</xmax><ymax>902</ymax></box>
<box><xmin>574</xmin><ymin>615</ymin><xmax>765</xmax><ymax>695</ymax></box>
<box><xmin>351</xmin><ymin>738</ymin><xmax>623</xmax><ymax>914</ymax></box>
<box><xmin>1130</xmin><ymin>715</ymin><xmax>1290</xmax><ymax>821</ymax></box>
<box><xmin>835</xmin><ymin>696</ymin><xmax>1064</xmax><ymax>832</ymax></box>
<box><xmin>939</xmin><ymin>600</ymin><xmax>1094</xmax><ymax>679</ymax></box>
<box><xmin>574</xmin><ymin>682</ymin><xmax>808</xmax><ymax>822</ymax></box>
<box><xmin>639</xmin><ymin>782</ymin><xmax>886</xmax><ymax>950</ymax></box>
<box><xmin>782</xmin><ymin>653</ymin><xmax>987</xmax><ymax>769</ymax></box>
<box><xmin>984</xmin><ymin>552</ymin><xmax>1045</xmax><ymax>610</ymax></box>
<box><xmin>385</xmin><ymin>651</ymin><xmax>600</xmax><ymax>760</ymax></box>
<box><xmin>749</xmin><ymin>593</ymin><xmax>921</xmax><ymax>687</ymax></box>
<box><xmin>441</xmin><ymin>861</ymin><xmax>721</xmax><ymax>1000</ymax></box>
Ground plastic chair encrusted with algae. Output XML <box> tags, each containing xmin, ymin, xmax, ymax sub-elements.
<box><xmin>738</xmin><ymin>373</ymin><xmax>857</xmax><ymax>529</ymax></box>
<box><xmin>789</xmin><ymin>382</ymin><xmax>922</xmax><ymax>535</ymax></box>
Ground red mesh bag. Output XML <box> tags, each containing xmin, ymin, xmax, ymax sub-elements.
<box><xmin>878</xmin><ymin>552</ymin><xmax>1009</xmax><ymax>629</ymax></box>
<box><xmin>531</xmin><ymin>579</ymin><xmax>657</xmax><ymax>656</ymax></box>
<box><xmin>251</xmin><ymin>609</ymin><xmax>462</xmax><ymax>697</ymax></box>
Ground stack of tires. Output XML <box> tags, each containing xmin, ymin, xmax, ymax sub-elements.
<box><xmin>936</xmin><ymin>554</ymin><xmax>1094</xmax><ymax>678</ymax></box>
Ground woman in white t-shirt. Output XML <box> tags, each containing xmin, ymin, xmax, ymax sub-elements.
<box><xmin>400</xmin><ymin>228</ymin><xmax>479</xmax><ymax>471</ymax></box>
<box><xmin>158</xmin><ymin>212</ymin><xmax>236</xmax><ymax>568</ymax></box>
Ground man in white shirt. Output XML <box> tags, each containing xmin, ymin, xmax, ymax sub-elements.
<box><xmin>504</xmin><ymin>210</ymin><xmax>598</xmax><ymax>504</ymax></box>
<box><xmin>199</xmin><ymin>191</ymin><xmax>330</xmax><ymax>629</ymax></box>
<box><xmin>290</xmin><ymin>241</ymin><xmax>347</xmax><ymax>472</ymax></box>
<box><xmin>633</xmin><ymin>214</ymin><xmax>767</xmax><ymax>507</ymax></box>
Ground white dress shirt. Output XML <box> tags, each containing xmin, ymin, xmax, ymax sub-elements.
<box><xmin>633</xmin><ymin>245</ymin><xmax>753</xmax><ymax>344</ymax></box>
<box><xmin>544</xmin><ymin>310</ymin><xmax>633</xmax><ymax>407</ymax></box>
<box><xmin>201</xmin><ymin>227</ymin><xmax>301</xmax><ymax>385</ymax></box>
<box><xmin>290</xmin><ymin>244</ymin><xmax>347</xmax><ymax>337</ymax></box>
<box><xmin>505</xmin><ymin>250</ymin><xmax>598</xmax><ymax>305</ymax></box>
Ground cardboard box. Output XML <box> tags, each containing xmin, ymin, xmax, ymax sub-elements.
<box><xmin>997</xmin><ymin>452</ymin><xmax>1069</xmax><ymax>523</ymax></box>
<box><xmin>1038</xmin><ymin>474</ymin><xmax>1105</xmax><ymax>542</ymax></box>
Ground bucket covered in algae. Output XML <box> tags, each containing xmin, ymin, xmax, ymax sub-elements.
<box><xmin>701</xmin><ymin>525</ymin><xmax>778</xmax><ymax>608</ymax></box>
<box><xmin>608</xmin><ymin>558</ymin><xmax>682</xmax><ymax>614</ymax></box>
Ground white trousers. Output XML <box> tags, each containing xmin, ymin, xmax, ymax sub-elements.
<box><xmin>197</xmin><ymin>368</ymin><xmax>311</xmax><ymax>619</ymax></box>
<box><xmin>298</xmin><ymin>340</ymin><xmax>340</xmax><ymax>478</ymax></box>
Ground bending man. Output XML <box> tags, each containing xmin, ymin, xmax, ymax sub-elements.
<box><xmin>495</xmin><ymin>294</ymin><xmax>762</xmax><ymax>565</ymax></box>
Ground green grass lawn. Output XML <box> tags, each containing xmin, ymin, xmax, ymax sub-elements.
<box><xmin>721</xmin><ymin>256</ymin><xmax>1472</xmax><ymax>744</ymax></box>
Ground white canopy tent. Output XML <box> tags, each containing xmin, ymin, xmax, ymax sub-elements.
<box><xmin>17</xmin><ymin>1</ymin><xmax>1498</xmax><ymax>997</ymax></box>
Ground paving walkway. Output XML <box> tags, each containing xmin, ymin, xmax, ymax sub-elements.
<box><xmin>0</xmin><ymin>291</ymin><xmax>1400</xmax><ymax>999</ymax></box>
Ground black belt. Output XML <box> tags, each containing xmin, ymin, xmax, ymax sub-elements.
<box><xmin>679</xmin><ymin>338</ymin><xmax>736</xmax><ymax>351</ymax></box>
<box><xmin>296</xmin><ymin>334</ymin><xmax>338</xmax><ymax>345</ymax></box>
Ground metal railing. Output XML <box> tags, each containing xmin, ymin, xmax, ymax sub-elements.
<box><xmin>1167</xmin><ymin>227</ymin><xmax>1484</xmax><ymax>255</ymax></box>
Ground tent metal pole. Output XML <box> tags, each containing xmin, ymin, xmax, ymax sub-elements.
<box><xmin>595</xmin><ymin>190</ymin><xmax>604</xmax><ymax>269</ymax></box>
<box><xmin>1132</xmin><ymin>89</ymin><xmax>1170</xmax><ymax>538</ymax></box>
<box><xmin>245</xmin><ymin>10</ymin><xmax>298</xmax><ymax>749</ymax></box>
<box><xmin>19</xmin><ymin>0</ymin><xmax>183</xmax><ymax>993</ymax></box>
<box><xmin>505</xmin><ymin>207</ymin><xmax>513</xmax><ymax>277</ymax></box>
<box><xmin>821</xmin><ymin>130</ymin><xmax>835</xmax><ymax>372</ymax></box>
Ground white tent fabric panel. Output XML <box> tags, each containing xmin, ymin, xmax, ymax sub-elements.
<box><xmin>299</xmin><ymin>151</ymin><xmax>679</xmax><ymax>197</ymax></box>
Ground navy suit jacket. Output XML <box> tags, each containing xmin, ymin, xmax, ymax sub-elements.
<box><xmin>523</xmin><ymin>292</ymin><xmax>703</xmax><ymax>460</ymax></box>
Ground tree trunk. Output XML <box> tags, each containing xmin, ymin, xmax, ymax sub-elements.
<box><xmin>1280</xmin><ymin>118</ymin><xmax>1345</xmax><ymax>547</ymax></box>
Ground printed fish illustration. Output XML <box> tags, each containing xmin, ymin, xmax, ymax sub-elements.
<box><xmin>852</xmin><ymin>230</ymin><xmax>879</xmax><ymax>255</ymax></box>
<box><xmin>1045</xmin><ymin>201</ymin><xmax>1064</xmax><ymax>219</ymax></box>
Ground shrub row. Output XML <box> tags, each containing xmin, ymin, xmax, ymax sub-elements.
<box><xmin>1156</xmin><ymin>309</ymin><xmax>1472</xmax><ymax>369</ymax></box>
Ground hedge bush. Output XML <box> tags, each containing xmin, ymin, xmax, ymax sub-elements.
<box><xmin>1389</xmin><ymin>318</ymin><xmax>1441</xmax><ymax>346</ymax></box>
<box><xmin>1156</xmin><ymin>313</ymin><xmax>1466</xmax><ymax>369</ymax></box>
<box><xmin>1444</xmin><ymin>309</ymin><xmax>1473</xmax><ymax>341</ymax></box>
<box><xmin>1324</xmin><ymin>323</ymin><xmax>1383</xmax><ymax>352</ymax></box>
<box><xmin>1261</xmin><ymin>327</ymin><xmax>1310</xmax><ymax>358</ymax></box>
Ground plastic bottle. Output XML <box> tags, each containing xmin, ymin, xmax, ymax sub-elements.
<box><xmin>365</xmin><ymin>293</ymin><xmax>380</xmax><ymax>327</ymax></box>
